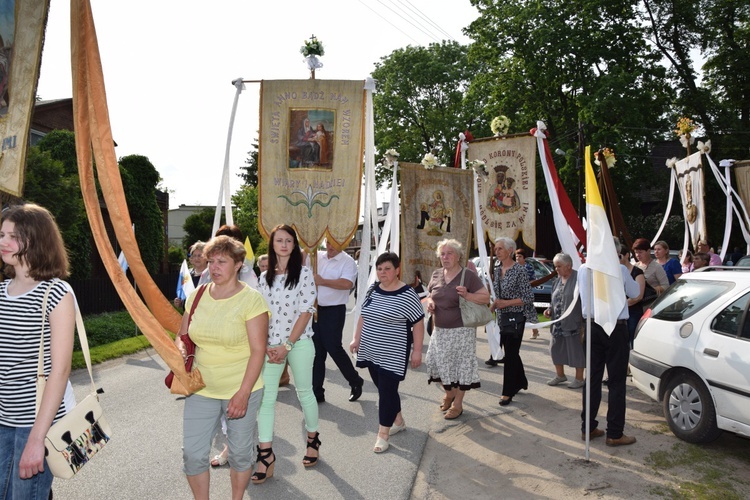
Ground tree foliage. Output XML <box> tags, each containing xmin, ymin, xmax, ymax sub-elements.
<box><xmin>371</xmin><ymin>41</ymin><xmax>485</xmax><ymax>185</ymax></box>
<box><xmin>182</xmin><ymin>207</ymin><xmax>222</xmax><ymax>250</ymax></box>
<box><xmin>118</xmin><ymin>155</ymin><xmax>164</xmax><ymax>274</ymax></box>
<box><xmin>239</xmin><ymin>141</ymin><xmax>259</xmax><ymax>187</ymax></box>
<box><xmin>466</xmin><ymin>0</ymin><xmax>676</xmax><ymax>219</ymax></box>
<box><xmin>24</xmin><ymin>130</ymin><xmax>92</xmax><ymax>279</ymax></box>
<box><xmin>232</xmin><ymin>184</ymin><xmax>267</xmax><ymax>257</ymax></box>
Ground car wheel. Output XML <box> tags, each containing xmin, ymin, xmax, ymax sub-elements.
<box><xmin>662</xmin><ymin>372</ymin><xmax>722</xmax><ymax>444</ymax></box>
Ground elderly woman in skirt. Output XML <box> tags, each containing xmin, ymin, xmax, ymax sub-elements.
<box><xmin>543</xmin><ymin>253</ymin><xmax>585</xmax><ymax>389</ymax></box>
<box><xmin>424</xmin><ymin>239</ymin><xmax>489</xmax><ymax>420</ymax></box>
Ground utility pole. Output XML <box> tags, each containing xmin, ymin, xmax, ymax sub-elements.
<box><xmin>577</xmin><ymin>121</ymin><xmax>585</xmax><ymax>217</ymax></box>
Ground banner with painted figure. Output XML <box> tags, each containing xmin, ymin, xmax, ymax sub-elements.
<box><xmin>674</xmin><ymin>152</ymin><xmax>707</xmax><ymax>248</ymax></box>
<box><xmin>0</xmin><ymin>0</ymin><xmax>50</xmax><ymax>196</ymax></box>
<box><xmin>468</xmin><ymin>134</ymin><xmax>536</xmax><ymax>248</ymax></box>
<box><xmin>400</xmin><ymin>162</ymin><xmax>473</xmax><ymax>288</ymax></box>
<box><xmin>258</xmin><ymin>80</ymin><xmax>365</xmax><ymax>251</ymax></box>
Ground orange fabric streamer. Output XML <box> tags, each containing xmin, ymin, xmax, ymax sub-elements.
<box><xmin>71</xmin><ymin>0</ymin><xmax>202</xmax><ymax>394</ymax></box>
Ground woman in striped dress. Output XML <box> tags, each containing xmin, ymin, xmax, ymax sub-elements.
<box><xmin>350</xmin><ymin>252</ymin><xmax>424</xmax><ymax>453</ymax></box>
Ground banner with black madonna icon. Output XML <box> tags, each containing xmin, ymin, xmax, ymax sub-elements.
<box><xmin>468</xmin><ymin>134</ymin><xmax>537</xmax><ymax>248</ymax></box>
<box><xmin>400</xmin><ymin>162</ymin><xmax>473</xmax><ymax>287</ymax></box>
<box><xmin>0</xmin><ymin>0</ymin><xmax>50</xmax><ymax>196</ymax></box>
<box><xmin>258</xmin><ymin>79</ymin><xmax>365</xmax><ymax>251</ymax></box>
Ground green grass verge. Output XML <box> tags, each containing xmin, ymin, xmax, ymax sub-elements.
<box><xmin>71</xmin><ymin>334</ymin><xmax>155</xmax><ymax>370</ymax></box>
<box><xmin>72</xmin><ymin>310</ymin><xmax>177</xmax><ymax>370</ymax></box>
<box><xmin>645</xmin><ymin>441</ymin><xmax>748</xmax><ymax>499</ymax></box>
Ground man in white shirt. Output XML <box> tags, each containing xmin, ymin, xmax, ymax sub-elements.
<box><xmin>312</xmin><ymin>246</ymin><xmax>364</xmax><ymax>403</ymax></box>
<box><xmin>577</xmin><ymin>256</ymin><xmax>640</xmax><ymax>447</ymax></box>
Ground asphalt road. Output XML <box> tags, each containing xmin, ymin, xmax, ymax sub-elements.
<box><xmin>51</xmin><ymin>301</ymin><xmax>444</xmax><ymax>500</ymax></box>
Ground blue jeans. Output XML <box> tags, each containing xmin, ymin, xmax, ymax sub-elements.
<box><xmin>0</xmin><ymin>424</ymin><xmax>54</xmax><ymax>500</ymax></box>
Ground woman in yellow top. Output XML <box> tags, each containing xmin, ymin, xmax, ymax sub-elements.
<box><xmin>177</xmin><ymin>235</ymin><xmax>269</xmax><ymax>500</ymax></box>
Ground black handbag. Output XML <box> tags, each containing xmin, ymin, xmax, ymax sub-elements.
<box><xmin>499</xmin><ymin>311</ymin><xmax>525</xmax><ymax>337</ymax></box>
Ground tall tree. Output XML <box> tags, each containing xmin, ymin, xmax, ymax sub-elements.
<box><xmin>640</xmin><ymin>0</ymin><xmax>714</xmax><ymax>133</ymax></box>
<box><xmin>466</xmin><ymin>0</ymin><xmax>675</xmax><ymax>218</ymax></box>
<box><xmin>119</xmin><ymin>155</ymin><xmax>164</xmax><ymax>274</ymax></box>
<box><xmin>25</xmin><ymin>130</ymin><xmax>92</xmax><ymax>279</ymax></box>
<box><xmin>182</xmin><ymin>207</ymin><xmax>222</xmax><ymax>249</ymax></box>
<box><xmin>372</xmin><ymin>41</ymin><xmax>484</xmax><ymax>184</ymax></box>
<box><xmin>700</xmin><ymin>0</ymin><xmax>750</xmax><ymax>159</ymax></box>
<box><xmin>232</xmin><ymin>184</ymin><xmax>267</xmax><ymax>256</ymax></box>
<box><xmin>239</xmin><ymin>141</ymin><xmax>259</xmax><ymax>187</ymax></box>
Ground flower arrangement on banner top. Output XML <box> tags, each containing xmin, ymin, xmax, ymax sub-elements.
<box><xmin>594</xmin><ymin>147</ymin><xmax>617</xmax><ymax>168</ymax></box>
<box><xmin>468</xmin><ymin>159</ymin><xmax>489</xmax><ymax>178</ymax></box>
<box><xmin>384</xmin><ymin>149</ymin><xmax>400</xmax><ymax>167</ymax></box>
<box><xmin>490</xmin><ymin>115</ymin><xmax>511</xmax><ymax>136</ymax></box>
<box><xmin>301</xmin><ymin>35</ymin><xmax>325</xmax><ymax>57</ymax></box>
<box><xmin>421</xmin><ymin>152</ymin><xmax>438</xmax><ymax>170</ymax></box>
<box><xmin>675</xmin><ymin>116</ymin><xmax>697</xmax><ymax>148</ymax></box>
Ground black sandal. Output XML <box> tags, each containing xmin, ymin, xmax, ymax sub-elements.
<box><xmin>250</xmin><ymin>446</ymin><xmax>275</xmax><ymax>484</ymax></box>
<box><xmin>302</xmin><ymin>432</ymin><xmax>321</xmax><ymax>467</ymax></box>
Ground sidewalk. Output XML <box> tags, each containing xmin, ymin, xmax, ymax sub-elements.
<box><xmin>412</xmin><ymin>327</ymin><xmax>750</xmax><ymax>499</ymax></box>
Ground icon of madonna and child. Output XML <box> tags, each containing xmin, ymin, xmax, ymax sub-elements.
<box><xmin>488</xmin><ymin>164</ymin><xmax>521</xmax><ymax>214</ymax></box>
<box><xmin>288</xmin><ymin>109</ymin><xmax>334</xmax><ymax>169</ymax></box>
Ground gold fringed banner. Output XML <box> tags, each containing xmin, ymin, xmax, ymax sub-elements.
<box><xmin>469</xmin><ymin>135</ymin><xmax>537</xmax><ymax>248</ymax></box>
<box><xmin>400</xmin><ymin>162</ymin><xmax>473</xmax><ymax>286</ymax></box>
<box><xmin>674</xmin><ymin>152</ymin><xmax>707</xmax><ymax>248</ymax></box>
<box><xmin>0</xmin><ymin>0</ymin><xmax>50</xmax><ymax>196</ymax></box>
<box><xmin>258</xmin><ymin>79</ymin><xmax>365</xmax><ymax>251</ymax></box>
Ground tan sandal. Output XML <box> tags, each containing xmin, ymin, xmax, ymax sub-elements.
<box><xmin>444</xmin><ymin>406</ymin><xmax>463</xmax><ymax>420</ymax></box>
<box><xmin>439</xmin><ymin>395</ymin><xmax>455</xmax><ymax>412</ymax></box>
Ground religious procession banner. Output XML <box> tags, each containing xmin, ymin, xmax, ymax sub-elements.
<box><xmin>400</xmin><ymin>162</ymin><xmax>473</xmax><ymax>286</ymax></box>
<box><xmin>734</xmin><ymin>160</ymin><xmax>750</xmax><ymax>225</ymax></box>
<box><xmin>674</xmin><ymin>152</ymin><xmax>707</xmax><ymax>248</ymax></box>
<box><xmin>0</xmin><ymin>0</ymin><xmax>50</xmax><ymax>196</ymax></box>
<box><xmin>258</xmin><ymin>79</ymin><xmax>365</xmax><ymax>251</ymax></box>
<box><xmin>468</xmin><ymin>134</ymin><xmax>536</xmax><ymax>248</ymax></box>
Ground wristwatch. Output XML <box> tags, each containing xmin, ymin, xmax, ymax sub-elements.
<box><xmin>284</xmin><ymin>340</ymin><xmax>295</xmax><ymax>351</ymax></box>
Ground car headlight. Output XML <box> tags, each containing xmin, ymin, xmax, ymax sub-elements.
<box><xmin>679</xmin><ymin>322</ymin><xmax>693</xmax><ymax>338</ymax></box>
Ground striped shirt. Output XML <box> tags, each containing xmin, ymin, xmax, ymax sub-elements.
<box><xmin>356</xmin><ymin>284</ymin><xmax>424</xmax><ymax>379</ymax></box>
<box><xmin>0</xmin><ymin>278</ymin><xmax>71</xmax><ymax>427</ymax></box>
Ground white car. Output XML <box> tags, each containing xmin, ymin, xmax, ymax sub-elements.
<box><xmin>630</xmin><ymin>267</ymin><xmax>750</xmax><ymax>443</ymax></box>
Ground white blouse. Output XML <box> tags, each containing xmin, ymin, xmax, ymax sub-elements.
<box><xmin>258</xmin><ymin>266</ymin><xmax>317</xmax><ymax>345</ymax></box>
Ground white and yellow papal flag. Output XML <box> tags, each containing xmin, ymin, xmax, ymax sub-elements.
<box><xmin>584</xmin><ymin>145</ymin><xmax>626</xmax><ymax>335</ymax></box>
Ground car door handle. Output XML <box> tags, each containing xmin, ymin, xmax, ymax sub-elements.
<box><xmin>703</xmin><ymin>348</ymin><xmax>719</xmax><ymax>358</ymax></box>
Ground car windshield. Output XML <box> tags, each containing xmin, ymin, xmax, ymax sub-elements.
<box><xmin>527</xmin><ymin>258</ymin><xmax>551</xmax><ymax>278</ymax></box>
<box><xmin>650</xmin><ymin>279</ymin><xmax>736</xmax><ymax>322</ymax></box>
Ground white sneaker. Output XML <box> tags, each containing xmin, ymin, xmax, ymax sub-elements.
<box><xmin>546</xmin><ymin>375</ymin><xmax>567</xmax><ymax>386</ymax></box>
<box><xmin>568</xmin><ymin>379</ymin><xmax>585</xmax><ymax>389</ymax></box>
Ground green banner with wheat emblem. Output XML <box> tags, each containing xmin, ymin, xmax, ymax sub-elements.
<box><xmin>258</xmin><ymin>79</ymin><xmax>365</xmax><ymax>251</ymax></box>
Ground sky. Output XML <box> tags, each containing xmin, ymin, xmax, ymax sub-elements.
<box><xmin>36</xmin><ymin>0</ymin><xmax>479</xmax><ymax>209</ymax></box>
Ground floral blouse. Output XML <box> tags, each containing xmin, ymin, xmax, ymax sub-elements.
<box><xmin>259</xmin><ymin>266</ymin><xmax>317</xmax><ymax>346</ymax></box>
<box><xmin>493</xmin><ymin>262</ymin><xmax>536</xmax><ymax>322</ymax></box>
